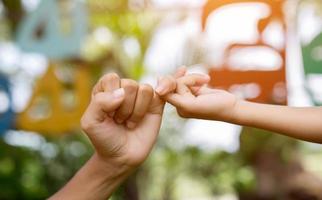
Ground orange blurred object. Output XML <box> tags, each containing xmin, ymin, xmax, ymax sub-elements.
<box><xmin>17</xmin><ymin>63</ymin><xmax>91</xmax><ymax>134</ymax></box>
<box><xmin>202</xmin><ymin>0</ymin><xmax>287</xmax><ymax>104</ymax></box>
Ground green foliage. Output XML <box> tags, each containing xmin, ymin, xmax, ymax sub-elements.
<box><xmin>0</xmin><ymin>133</ymin><xmax>92</xmax><ymax>199</ymax></box>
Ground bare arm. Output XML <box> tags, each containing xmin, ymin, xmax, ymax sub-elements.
<box><xmin>233</xmin><ymin>101</ymin><xmax>322</xmax><ymax>143</ymax></box>
<box><xmin>49</xmin><ymin>154</ymin><xmax>132</xmax><ymax>200</ymax></box>
<box><xmin>50</xmin><ymin>73</ymin><xmax>166</xmax><ymax>199</ymax></box>
<box><xmin>157</xmin><ymin>67</ymin><xmax>322</xmax><ymax>144</ymax></box>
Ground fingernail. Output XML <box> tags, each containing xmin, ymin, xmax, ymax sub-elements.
<box><xmin>126</xmin><ymin>121</ymin><xmax>136</xmax><ymax>129</ymax></box>
<box><xmin>113</xmin><ymin>88</ymin><xmax>125</xmax><ymax>99</ymax></box>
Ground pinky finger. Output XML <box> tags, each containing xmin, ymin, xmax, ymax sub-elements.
<box><xmin>174</xmin><ymin>66</ymin><xmax>187</xmax><ymax>79</ymax></box>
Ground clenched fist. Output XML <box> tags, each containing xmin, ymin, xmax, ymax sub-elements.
<box><xmin>81</xmin><ymin>73</ymin><xmax>165</xmax><ymax>168</ymax></box>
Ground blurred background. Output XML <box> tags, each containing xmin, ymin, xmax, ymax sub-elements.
<box><xmin>0</xmin><ymin>0</ymin><xmax>322</xmax><ymax>199</ymax></box>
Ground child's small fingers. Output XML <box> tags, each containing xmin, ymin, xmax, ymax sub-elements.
<box><xmin>177</xmin><ymin>74</ymin><xmax>210</xmax><ymax>88</ymax></box>
<box><xmin>175</xmin><ymin>74</ymin><xmax>210</xmax><ymax>95</ymax></box>
<box><xmin>165</xmin><ymin>93</ymin><xmax>189</xmax><ymax>108</ymax></box>
<box><xmin>190</xmin><ymin>86</ymin><xmax>202</xmax><ymax>94</ymax></box>
<box><xmin>174</xmin><ymin>66</ymin><xmax>187</xmax><ymax>78</ymax></box>
<box><xmin>194</xmin><ymin>86</ymin><xmax>216</xmax><ymax>95</ymax></box>
<box><xmin>155</xmin><ymin>75</ymin><xmax>176</xmax><ymax>96</ymax></box>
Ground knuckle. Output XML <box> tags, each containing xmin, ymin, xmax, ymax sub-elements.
<box><xmin>101</xmin><ymin>73</ymin><xmax>119</xmax><ymax>82</ymax></box>
<box><xmin>122</xmin><ymin>79</ymin><xmax>138</xmax><ymax>92</ymax></box>
<box><xmin>140</xmin><ymin>84</ymin><xmax>153</xmax><ymax>94</ymax></box>
<box><xmin>80</xmin><ymin>116</ymin><xmax>92</xmax><ymax>132</ymax></box>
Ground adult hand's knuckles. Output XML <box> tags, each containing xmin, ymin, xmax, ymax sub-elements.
<box><xmin>178</xmin><ymin>77</ymin><xmax>195</xmax><ymax>86</ymax></box>
<box><xmin>140</xmin><ymin>84</ymin><xmax>153</xmax><ymax>96</ymax></box>
<box><xmin>99</xmin><ymin>73</ymin><xmax>120</xmax><ymax>91</ymax></box>
<box><xmin>122</xmin><ymin>79</ymin><xmax>139</xmax><ymax>93</ymax></box>
<box><xmin>100</xmin><ymin>73</ymin><xmax>119</xmax><ymax>83</ymax></box>
<box><xmin>80</xmin><ymin>116</ymin><xmax>94</xmax><ymax>132</ymax></box>
<box><xmin>141</xmin><ymin>83</ymin><xmax>153</xmax><ymax>92</ymax></box>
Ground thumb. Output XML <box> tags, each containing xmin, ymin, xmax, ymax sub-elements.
<box><xmin>83</xmin><ymin>88</ymin><xmax>125</xmax><ymax>123</ymax></box>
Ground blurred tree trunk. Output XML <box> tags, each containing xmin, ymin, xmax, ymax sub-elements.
<box><xmin>1</xmin><ymin>0</ymin><xmax>25</xmax><ymax>33</ymax></box>
<box><xmin>238</xmin><ymin>127</ymin><xmax>299</xmax><ymax>200</ymax></box>
<box><xmin>123</xmin><ymin>173</ymin><xmax>139</xmax><ymax>200</ymax></box>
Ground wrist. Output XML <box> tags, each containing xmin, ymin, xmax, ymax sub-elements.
<box><xmin>230</xmin><ymin>100</ymin><xmax>253</xmax><ymax>126</ymax></box>
<box><xmin>50</xmin><ymin>153</ymin><xmax>135</xmax><ymax>200</ymax></box>
<box><xmin>228</xmin><ymin>98</ymin><xmax>243</xmax><ymax>124</ymax></box>
<box><xmin>90</xmin><ymin>153</ymin><xmax>135</xmax><ymax>181</ymax></box>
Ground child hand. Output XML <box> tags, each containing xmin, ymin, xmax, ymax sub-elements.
<box><xmin>156</xmin><ymin>67</ymin><xmax>238</xmax><ymax>122</ymax></box>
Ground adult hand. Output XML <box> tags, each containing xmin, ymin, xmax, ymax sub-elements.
<box><xmin>50</xmin><ymin>73</ymin><xmax>165</xmax><ymax>200</ymax></box>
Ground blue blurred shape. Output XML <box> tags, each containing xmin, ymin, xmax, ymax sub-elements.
<box><xmin>0</xmin><ymin>74</ymin><xmax>14</xmax><ymax>135</ymax></box>
<box><xmin>16</xmin><ymin>0</ymin><xmax>87</xmax><ymax>60</ymax></box>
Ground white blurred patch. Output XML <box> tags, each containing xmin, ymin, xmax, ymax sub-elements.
<box><xmin>298</xmin><ymin>5</ymin><xmax>322</xmax><ymax>45</ymax></box>
<box><xmin>4</xmin><ymin>130</ymin><xmax>45</xmax><ymax>150</ymax></box>
<box><xmin>186</xmin><ymin>64</ymin><xmax>208</xmax><ymax>75</ymax></box>
<box><xmin>21</xmin><ymin>0</ymin><xmax>41</xmax><ymax>12</ymax></box>
<box><xmin>68</xmin><ymin>141</ymin><xmax>87</xmax><ymax>157</ymax></box>
<box><xmin>228</xmin><ymin>47</ymin><xmax>283</xmax><ymax>70</ymax></box>
<box><xmin>0</xmin><ymin>42</ymin><xmax>21</xmax><ymax>74</ymax></box>
<box><xmin>183</xmin><ymin>119</ymin><xmax>241</xmax><ymax>153</ymax></box>
<box><xmin>20</xmin><ymin>53</ymin><xmax>48</xmax><ymax>77</ymax></box>
<box><xmin>93</xmin><ymin>27</ymin><xmax>114</xmax><ymax>47</ymax></box>
<box><xmin>41</xmin><ymin>143</ymin><xmax>58</xmax><ymax>159</ymax></box>
<box><xmin>229</xmin><ymin>83</ymin><xmax>261</xmax><ymax>100</ymax></box>
<box><xmin>145</xmin><ymin>14</ymin><xmax>200</xmax><ymax>74</ymax></box>
<box><xmin>123</xmin><ymin>37</ymin><xmax>141</xmax><ymax>59</ymax></box>
<box><xmin>307</xmin><ymin>75</ymin><xmax>322</xmax><ymax>102</ymax></box>
<box><xmin>204</xmin><ymin>3</ymin><xmax>270</xmax><ymax>66</ymax></box>
<box><xmin>0</xmin><ymin>90</ymin><xmax>10</xmax><ymax>113</ymax></box>
<box><xmin>262</xmin><ymin>21</ymin><xmax>285</xmax><ymax>51</ymax></box>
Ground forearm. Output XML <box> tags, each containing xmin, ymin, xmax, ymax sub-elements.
<box><xmin>49</xmin><ymin>154</ymin><xmax>133</xmax><ymax>200</ymax></box>
<box><xmin>232</xmin><ymin>100</ymin><xmax>322</xmax><ymax>143</ymax></box>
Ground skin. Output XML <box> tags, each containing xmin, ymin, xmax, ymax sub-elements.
<box><xmin>49</xmin><ymin>66</ymin><xmax>322</xmax><ymax>199</ymax></box>
<box><xmin>157</xmin><ymin>67</ymin><xmax>322</xmax><ymax>144</ymax></box>
<box><xmin>50</xmin><ymin>71</ymin><xmax>208</xmax><ymax>200</ymax></box>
